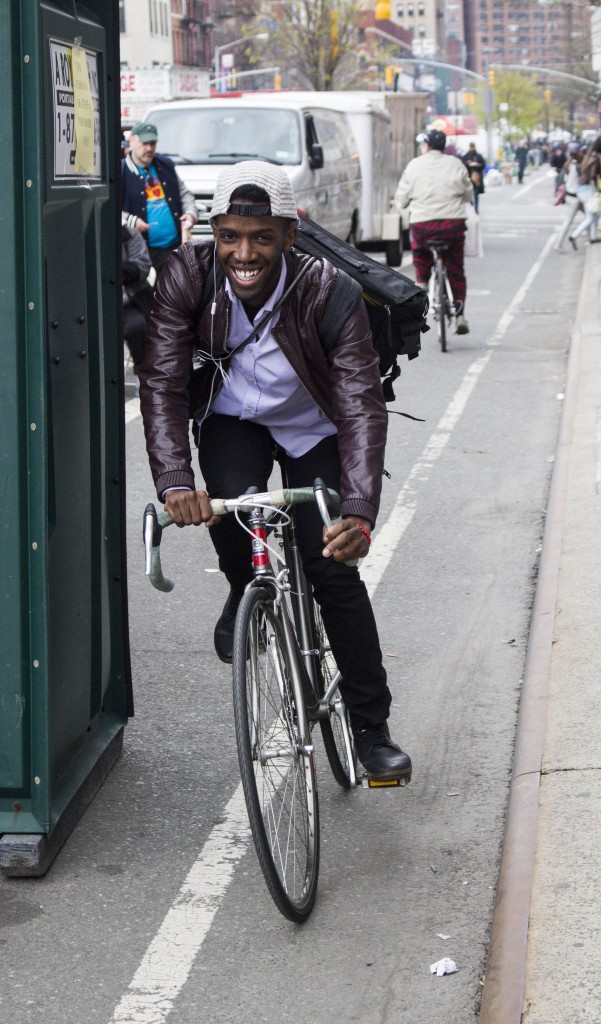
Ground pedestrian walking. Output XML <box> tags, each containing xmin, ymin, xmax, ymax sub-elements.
<box><xmin>121</xmin><ymin>224</ymin><xmax>154</xmax><ymax>371</ymax></box>
<box><xmin>122</xmin><ymin>121</ymin><xmax>198</xmax><ymax>274</ymax></box>
<box><xmin>514</xmin><ymin>140</ymin><xmax>529</xmax><ymax>185</ymax></box>
<box><xmin>462</xmin><ymin>142</ymin><xmax>486</xmax><ymax>212</ymax></box>
<box><xmin>569</xmin><ymin>137</ymin><xmax>601</xmax><ymax>248</ymax></box>
<box><xmin>555</xmin><ymin>146</ymin><xmax>585</xmax><ymax>253</ymax></box>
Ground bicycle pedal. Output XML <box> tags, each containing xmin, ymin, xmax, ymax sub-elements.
<box><xmin>361</xmin><ymin>774</ymin><xmax>409</xmax><ymax>789</ymax></box>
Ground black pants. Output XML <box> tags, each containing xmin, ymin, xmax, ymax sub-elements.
<box><xmin>149</xmin><ymin>242</ymin><xmax>179</xmax><ymax>274</ymax></box>
<box><xmin>123</xmin><ymin>305</ymin><xmax>148</xmax><ymax>367</ymax></box>
<box><xmin>198</xmin><ymin>415</ymin><xmax>392</xmax><ymax>725</ymax></box>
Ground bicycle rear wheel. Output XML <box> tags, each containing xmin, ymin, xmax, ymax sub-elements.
<box><xmin>435</xmin><ymin>261</ymin><xmax>447</xmax><ymax>352</ymax></box>
<box><xmin>232</xmin><ymin>586</ymin><xmax>320</xmax><ymax>922</ymax></box>
<box><xmin>312</xmin><ymin>600</ymin><xmax>356</xmax><ymax>789</ymax></box>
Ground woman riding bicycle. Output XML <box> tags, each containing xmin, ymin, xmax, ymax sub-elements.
<box><xmin>138</xmin><ymin>161</ymin><xmax>411</xmax><ymax>785</ymax></box>
<box><xmin>394</xmin><ymin>128</ymin><xmax>474</xmax><ymax>335</ymax></box>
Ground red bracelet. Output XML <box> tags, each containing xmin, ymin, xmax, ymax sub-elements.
<box><xmin>355</xmin><ymin>523</ymin><xmax>372</xmax><ymax>546</ymax></box>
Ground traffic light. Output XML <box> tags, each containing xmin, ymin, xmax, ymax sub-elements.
<box><xmin>375</xmin><ymin>0</ymin><xmax>391</xmax><ymax>19</ymax></box>
<box><xmin>544</xmin><ymin>88</ymin><xmax>552</xmax><ymax>104</ymax></box>
<box><xmin>464</xmin><ymin>91</ymin><xmax>475</xmax><ymax>106</ymax></box>
<box><xmin>488</xmin><ymin>69</ymin><xmax>495</xmax><ymax>87</ymax></box>
<box><xmin>384</xmin><ymin>65</ymin><xmax>401</xmax><ymax>90</ymax></box>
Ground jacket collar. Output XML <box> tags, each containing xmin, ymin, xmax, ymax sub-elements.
<box><xmin>126</xmin><ymin>152</ymin><xmax>157</xmax><ymax>177</ymax></box>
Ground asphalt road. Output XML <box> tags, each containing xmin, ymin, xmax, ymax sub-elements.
<box><xmin>1</xmin><ymin>166</ymin><xmax>585</xmax><ymax>1024</ymax></box>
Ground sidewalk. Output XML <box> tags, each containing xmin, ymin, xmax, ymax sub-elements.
<box><xmin>480</xmin><ymin>242</ymin><xmax>601</xmax><ymax>1023</ymax></box>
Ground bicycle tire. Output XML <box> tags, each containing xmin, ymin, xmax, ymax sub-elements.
<box><xmin>436</xmin><ymin>261</ymin><xmax>447</xmax><ymax>352</ymax></box>
<box><xmin>232</xmin><ymin>586</ymin><xmax>320</xmax><ymax>923</ymax></box>
<box><xmin>312</xmin><ymin>600</ymin><xmax>356</xmax><ymax>789</ymax></box>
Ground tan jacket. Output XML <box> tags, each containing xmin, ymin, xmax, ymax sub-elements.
<box><xmin>394</xmin><ymin>150</ymin><xmax>473</xmax><ymax>224</ymax></box>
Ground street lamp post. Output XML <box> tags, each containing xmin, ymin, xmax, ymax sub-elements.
<box><xmin>214</xmin><ymin>33</ymin><xmax>269</xmax><ymax>93</ymax></box>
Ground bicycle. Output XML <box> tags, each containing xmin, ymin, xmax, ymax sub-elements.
<box><xmin>426</xmin><ymin>238</ymin><xmax>460</xmax><ymax>353</ymax></box>
<box><xmin>143</xmin><ymin>478</ymin><xmax>407</xmax><ymax>922</ymax></box>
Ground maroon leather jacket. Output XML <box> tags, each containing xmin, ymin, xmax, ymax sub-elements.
<box><xmin>139</xmin><ymin>241</ymin><xmax>388</xmax><ymax>526</ymax></box>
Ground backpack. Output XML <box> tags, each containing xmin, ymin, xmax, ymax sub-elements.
<box><xmin>190</xmin><ymin>222</ymin><xmax>428</xmax><ymax>413</ymax></box>
<box><xmin>294</xmin><ymin>213</ymin><xmax>429</xmax><ymax>402</ymax></box>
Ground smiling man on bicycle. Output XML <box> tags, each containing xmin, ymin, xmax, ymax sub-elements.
<box><xmin>138</xmin><ymin>161</ymin><xmax>411</xmax><ymax>785</ymax></box>
<box><xmin>394</xmin><ymin>128</ymin><xmax>473</xmax><ymax>335</ymax></box>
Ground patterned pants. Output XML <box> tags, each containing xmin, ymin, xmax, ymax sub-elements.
<box><xmin>411</xmin><ymin>219</ymin><xmax>467</xmax><ymax>307</ymax></box>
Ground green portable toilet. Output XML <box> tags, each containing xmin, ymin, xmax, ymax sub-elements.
<box><xmin>0</xmin><ymin>0</ymin><xmax>131</xmax><ymax>875</ymax></box>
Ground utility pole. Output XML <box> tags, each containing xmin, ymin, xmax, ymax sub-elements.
<box><xmin>482</xmin><ymin>48</ymin><xmax>494</xmax><ymax>166</ymax></box>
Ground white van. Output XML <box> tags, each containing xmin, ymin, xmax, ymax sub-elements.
<box><xmin>143</xmin><ymin>94</ymin><xmax>362</xmax><ymax>241</ymax></box>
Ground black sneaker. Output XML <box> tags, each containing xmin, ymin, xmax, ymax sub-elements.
<box><xmin>214</xmin><ymin>589</ymin><xmax>243</xmax><ymax>663</ymax></box>
<box><xmin>353</xmin><ymin>721</ymin><xmax>412</xmax><ymax>784</ymax></box>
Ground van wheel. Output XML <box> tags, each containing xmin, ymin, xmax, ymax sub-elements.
<box><xmin>385</xmin><ymin>240</ymin><xmax>401</xmax><ymax>267</ymax></box>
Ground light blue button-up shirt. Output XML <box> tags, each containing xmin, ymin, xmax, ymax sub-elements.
<box><xmin>209</xmin><ymin>257</ymin><xmax>337</xmax><ymax>458</ymax></box>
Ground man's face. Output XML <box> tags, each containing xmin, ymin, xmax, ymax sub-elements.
<box><xmin>129</xmin><ymin>134</ymin><xmax>157</xmax><ymax>168</ymax></box>
<box><xmin>212</xmin><ymin>213</ymin><xmax>297</xmax><ymax>312</ymax></box>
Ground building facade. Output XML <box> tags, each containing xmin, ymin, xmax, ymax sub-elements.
<box><xmin>463</xmin><ymin>0</ymin><xmax>592</xmax><ymax>78</ymax></box>
<box><xmin>119</xmin><ymin>0</ymin><xmax>173</xmax><ymax>67</ymax></box>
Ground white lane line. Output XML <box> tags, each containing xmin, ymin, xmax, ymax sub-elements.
<box><xmin>108</xmin><ymin>228</ymin><xmax>557</xmax><ymax>1024</ymax></box>
<box><xmin>511</xmin><ymin>170</ymin><xmax>553</xmax><ymax>201</ymax></box>
<box><xmin>363</xmin><ymin>229</ymin><xmax>557</xmax><ymax>594</ymax></box>
<box><xmin>108</xmin><ymin>787</ymin><xmax>250</xmax><ymax>1024</ymax></box>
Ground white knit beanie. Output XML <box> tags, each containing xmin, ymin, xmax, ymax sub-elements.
<box><xmin>210</xmin><ymin>160</ymin><xmax>298</xmax><ymax>221</ymax></box>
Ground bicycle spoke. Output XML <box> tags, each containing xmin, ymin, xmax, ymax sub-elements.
<box><xmin>233</xmin><ymin>588</ymin><xmax>319</xmax><ymax>922</ymax></box>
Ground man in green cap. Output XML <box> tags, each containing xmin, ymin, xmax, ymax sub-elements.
<box><xmin>122</xmin><ymin>121</ymin><xmax>198</xmax><ymax>272</ymax></box>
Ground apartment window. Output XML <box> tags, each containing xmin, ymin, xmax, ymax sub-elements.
<box><xmin>418</xmin><ymin>22</ymin><xmax>426</xmax><ymax>36</ymax></box>
<box><xmin>397</xmin><ymin>3</ymin><xmax>404</xmax><ymax>14</ymax></box>
<box><xmin>119</xmin><ymin>0</ymin><xmax>126</xmax><ymax>32</ymax></box>
<box><xmin>407</xmin><ymin>3</ymin><xmax>414</xmax><ymax>15</ymax></box>
<box><xmin>418</xmin><ymin>2</ymin><xmax>425</xmax><ymax>14</ymax></box>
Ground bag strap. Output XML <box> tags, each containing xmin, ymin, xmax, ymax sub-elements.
<box><xmin>318</xmin><ymin>271</ymin><xmax>364</xmax><ymax>353</ymax></box>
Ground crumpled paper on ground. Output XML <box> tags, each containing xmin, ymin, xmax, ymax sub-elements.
<box><xmin>430</xmin><ymin>957</ymin><xmax>459</xmax><ymax>977</ymax></box>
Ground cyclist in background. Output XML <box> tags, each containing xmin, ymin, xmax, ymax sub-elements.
<box><xmin>138</xmin><ymin>161</ymin><xmax>412</xmax><ymax>785</ymax></box>
<box><xmin>394</xmin><ymin>128</ymin><xmax>473</xmax><ymax>334</ymax></box>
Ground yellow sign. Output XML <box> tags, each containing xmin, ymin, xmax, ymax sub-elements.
<box><xmin>71</xmin><ymin>46</ymin><xmax>95</xmax><ymax>176</ymax></box>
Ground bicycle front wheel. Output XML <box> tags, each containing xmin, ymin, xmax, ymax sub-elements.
<box><xmin>312</xmin><ymin>600</ymin><xmax>356</xmax><ymax>789</ymax></box>
<box><xmin>435</xmin><ymin>261</ymin><xmax>447</xmax><ymax>352</ymax></box>
<box><xmin>232</xmin><ymin>586</ymin><xmax>320</xmax><ymax>922</ymax></box>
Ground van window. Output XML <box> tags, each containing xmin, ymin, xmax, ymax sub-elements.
<box><xmin>148</xmin><ymin>107</ymin><xmax>302</xmax><ymax>165</ymax></box>
<box><xmin>308</xmin><ymin>108</ymin><xmax>354</xmax><ymax>163</ymax></box>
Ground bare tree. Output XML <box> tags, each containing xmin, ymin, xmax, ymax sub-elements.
<box><xmin>257</xmin><ymin>0</ymin><xmax>363</xmax><ymax>91</ymax></box>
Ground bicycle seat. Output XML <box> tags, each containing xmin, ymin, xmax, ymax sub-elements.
<box><xmin>427</xmin><ymin>238</ymin><xmax>451</xmax><ymax>252</ymax></box>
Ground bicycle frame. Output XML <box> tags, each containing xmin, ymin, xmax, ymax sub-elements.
<box><xmin>247</xmin><ymin>499</ymin><xmax>358</xmax><ymax>787</ymax></box>
<box><xmin>142</xmin><ymin>483</ymin><xmax>359</xmax><ymax>785</ymax></box>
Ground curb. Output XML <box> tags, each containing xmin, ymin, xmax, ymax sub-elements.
<box><xmin>478</xmin><ymin>243</ymin><xmax>592</xmax><ymax>1023</ymax></box>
